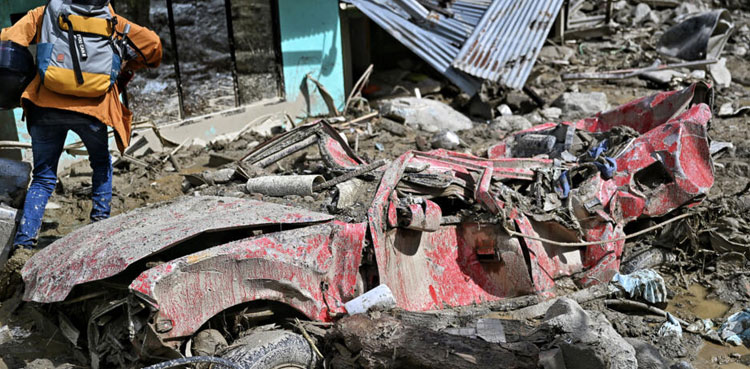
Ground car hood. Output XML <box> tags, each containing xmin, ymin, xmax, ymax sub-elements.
<box><xmin>22</xmin><ymin>196</ymin><xmax>333</xmax><ymax>303</ymax></box>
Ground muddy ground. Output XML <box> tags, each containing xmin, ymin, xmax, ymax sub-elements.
<box><xmin>2</xmin><ymin>1</ymin><xmax>750</xmax><ymax>368</ymax></box>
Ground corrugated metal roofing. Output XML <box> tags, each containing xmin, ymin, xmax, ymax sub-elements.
<box><xmin>453</xmin><ymin>0</ymin><xmax>565</xmax><ymax>89</ymax></box>
<box><xmin>348</xmin><ymin>0</ymin><xmax>481</xmax><ymax>95</ymax></box>
<box><xmin>347</xmin><ymin>0</ymin><xmax>563</xmax><ymax>93</ymax></box>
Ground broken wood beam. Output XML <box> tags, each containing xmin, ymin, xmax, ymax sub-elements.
<box><xmin>330</xmin><ymin>313</ymin><xmax>538</xmax><ymax>369</ymax></box>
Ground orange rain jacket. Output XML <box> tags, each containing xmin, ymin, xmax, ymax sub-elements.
<box><xmin>0</xmin><ymin>6</ymin><xmax>162</xmax><ymax>152</ymax></box>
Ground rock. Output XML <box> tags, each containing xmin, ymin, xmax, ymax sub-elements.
<box><xmin>203</xmin><ymin>168</ymin><xmax>236</xmax><ymax>184</ymax></box>
<box><xmin>525</xmin><ymin>112</ymin><xmax>544</xmax><ymax>125</ymax></box>
<box><xmin>670</xmin><ymin>361</ymin><xmax>694</xmax><ymax>369</ymax></box>
<box><xmin>23</xmin><ymin>359</ymin><xmax>54</xmax><ymax>369</ymax></box>
<box><xmin>415</xmin><ymin>136</ymin><xmax>431</xmax><ymax>151</ymax></box>
<box><xmin>0</xmin><ymin>248</ymin><xmax>35</xmax><ymax>300</ymax></box>
<box><xmin>541</xmin><ymin>107</ymin><xmax>562</xmax><ymax>120</ymax></box>
<box><xmin>192</xmin><ymin>328</ymin><xmax>228</xmax><ymax>356</ymax></box>
<box><xmin>719</xmin><ymin>103</ymin><xmax>735</xmax><ymax>117</ymax></box>
<box><xmin>553</xmin><ymin>92</ymin><xmax>609</xmax><ymax>119</ymax></box>
<box><xmin>0</xmin><ymin>326</ymin><xmax>11</xmax><ymax>345</ymax></box>
<box><xmin>708</xmin><ymin>58</ymin><xmax>732</xmax><ymax>88</ymax></box>
<box><xmin>641</xmin><ymin>70</ymin><xmax>684</xmax><ymax>85</ymax></box>
<box><xmin>542</xmin><ymin>298</ymin><xmax>637</xmax><ymax>369</ymax></box>
<box><xmin>539</xmin><ymin>348</ymin><xmax>566</xmax><ymax>369</ymax></box>
<box><xmin>625</xmin><ymin>338</ymin><xmax>670</xmax><ymax>369</ymax></box>
<box><xmin>614</xmin><ymin>0</ymin><xmax>628</xmax><ymax>11</ymax></box>
<box><xmin>504</xmin><ymin>90</ymin><xmax>537</xmax><ymax>114</ymax></box>
<box><xmin>191</xmin><ymin>138</ymin><xmax>208</xmax><ymax>148</ymax></box>
<box><xmin>69</xmin><ymin>164</ymin><xmax>93</xmax><ymax>177</ymax></box>
<box><xmin>378</xmin><ymin>97</ymin><xmax>473</xmax><ymax>133</ymax></box>
<box><xmin>690</xmin><ymin>70</ymin><xmax>706</xmax><ymax>79</ymax></box>
<box><xmin>539</xmin><ymin>46</ymin><xmax>576</xmax><ymax>62</ymax></box>
<box><xmin>0</xmin><ymin>205</ymin><xmax>18</xmax><ymax>269</ymax></box>
<box><xmin>632</xmin><ymin>3</ymin><xmax>652</xmax><ymax>25</ymax></box>
<box><xmin>378</xmin><ymin>118</ymin><xmax>410</xmax><ymax>137</ymax></box>
<box><xmin>431</xmin><ymin>131</ymin><xmax>461</xmax><ymax>150</ymax></box>
<box><xmin>674</xmin><ymin>3</ymin><xmax>699</xmax><ymax>17</ymax></box>
<box><xmin>731</xmin><ymin>45</ymin><xmax>747</xmax><ymax>57</ymax></box>
<box><xmin>647</xmin><ymin>11</ymin><xmax>660</xmax><ymax>25</ymax></box>
<box><xmin>497</xmin><ymin>104</ymin><xmax>513</xmax><ymax>117</ymax></box>
<box><xmin>468</xmin><ymin>97</ymin><xmax>494</xmax><ymax>120</ymax></box>
<box><xmin>490</xmin><ymin>116</ymin><xmax>532</xmax><ymax>132</ymax></box>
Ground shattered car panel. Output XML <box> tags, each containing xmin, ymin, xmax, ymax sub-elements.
<box><xmin>487</xmin><ymin>82</ymin><xmax>714</xmax><ymax>286</ymax></box>
<box><xmin>22</xmin><ymin>196</ymin><xmax>334</xmax><ymax>303</ymax></box>
<box><xmin>130</xmin><ymin>220</ymin><xmax>366</xmax><ymax>342</ymax></box>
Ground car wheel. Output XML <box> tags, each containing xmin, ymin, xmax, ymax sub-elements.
<box><xmin>220</xmin><ymin>330</ymin><xmax>318</xmax><ymax>369</ymax></box>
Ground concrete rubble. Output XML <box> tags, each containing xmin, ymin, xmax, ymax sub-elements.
<box><xmin>1</xmin><ymin>0</ymin><xmax>750</xmax><ymax>368</ymax></box>
<box><xmin>541</xmin><ymin>298</ymin><xmax>637</xmax><ymax>369</ymax></box>
<box><xmin>552</xmin><ymin>92</ymin><xmax>610</xmax><ymax>120</ymax></box>
<box><xmin>378</xmin><ymin>97</ymin><xmax>474</xmax><ymax>133</ymax></box>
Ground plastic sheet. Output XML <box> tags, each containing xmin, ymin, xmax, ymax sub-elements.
<box><xmin>611</xmin><ymin>269</ymin><xmax>668</xmax><ymax>304</ymax></box>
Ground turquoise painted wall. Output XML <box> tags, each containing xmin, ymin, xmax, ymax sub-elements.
<box><xmin>278</xmin><ymin>0</ymin><xmax>345</xmax><ymax>117</ymax></box>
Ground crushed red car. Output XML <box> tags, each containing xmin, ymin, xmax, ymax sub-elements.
<box><xmin>20</xmin><ymin>83</ymin><xmax>714</xmax><ymax>367</ymax></box>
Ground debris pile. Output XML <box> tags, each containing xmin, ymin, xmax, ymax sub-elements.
<box><xmin>2</xmin><ymin>1</ymin><xmax>750</xmax><ymax>368</ymax></box>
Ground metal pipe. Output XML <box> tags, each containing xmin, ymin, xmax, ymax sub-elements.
<box><xmin>166</xmin><ymin>0</ymin><xmax>186</xmax><ymax>120</ymax></box>
<box><xmin>224</xmin><ymin>0</ymin><xmax>241</xmax><ymax>107</ymax></box>
<box><xmin>253</xmin><ymin>135</ymin><xmax>318</xmax><ymax>168</ymax></box>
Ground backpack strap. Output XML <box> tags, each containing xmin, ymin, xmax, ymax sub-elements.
<box><xmin>125</xmin><ymin>36</ymin><xmax>157</xmax><ymax>68</ymax></box>
<box><xmin>36</xmin><ymin>1</ymin><xmax>51</xmax><ymax>44</ymax></box>
<box><xmin>60</xmin><ymin>14</ymin><xmax>85</xmax><ymax>85</ymax></box>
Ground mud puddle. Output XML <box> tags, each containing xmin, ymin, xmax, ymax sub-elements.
<box><xmin>695</xmin><ymin>341</ymin><xmax>750</xmax><ymax>368</ymax></box>
<box><xmin>668</xmin><ymin>284</ymin><xmax>731</xmax><ymax>320</ymax></box>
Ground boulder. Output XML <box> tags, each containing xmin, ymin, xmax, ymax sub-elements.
<box><xmin>541</xmin><ymin>107</ymin><xmax>562</xmax><ymax>120</ymax></box>
<box><xmin>378</xmin><ymin>97</ymin><xmax>473</xmax><ymax>133</ymax></box>
<box><xmin>708</xmin><ymin>58</ymin><xmax>732</xmax><ymax>88</ymax></box>
<box><xmin>491</xmin><ymin>116</ymin><xmax>532</xmax><ymax>132</ymax></box>
<box><xmin>504</xmin><ymin>90</ymin><xmax>537</xmax><ymax>114</ymax></box>
<box><xmin>542</xmin><ymin>298</ymin><xmax>637</xmax><ymax>369</ymax></box>
<box><xmin>553</xmin><ymin>92</ymin><xmax>609</xmax><ymax>119</ymax></box>
<box><xmin>193</xmin><ymin>329</ymin><xmax>228</xmax><ymax>356</ymax></box>
<box><xmin>625</xmin><ymin>338</ymin><xmax>671</xmax><ymax>369</ymax></box>
<box><xmin>431</xmin><ymin>131</ymin><xmax>461</xmax><ymax>150</ymax></box>
<box><xmin>632</xmin><ymin>3</ymin><xmax>652</xmax><ymax>25</ymax></box>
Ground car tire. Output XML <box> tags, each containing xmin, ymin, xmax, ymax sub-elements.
<box><xmin>220</xmin><ymin>330</ymin><xmax>318</xmax><ymax>369</ymax></box>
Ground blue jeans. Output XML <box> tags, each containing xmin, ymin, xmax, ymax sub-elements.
<box><xmin>13</xmin><ymin>120</ymin><xmax>112</xmax><ymax>248</ymax></box>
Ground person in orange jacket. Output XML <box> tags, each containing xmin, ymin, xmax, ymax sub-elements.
<box><xmin>0</xmin><ymin>2</ymin><xmax>162</xmax><ymax>252</ymax></box>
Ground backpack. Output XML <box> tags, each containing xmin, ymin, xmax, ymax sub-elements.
<box><xmin>37</xmin><ymin>0</ymin><xmax>125</xmax><ymax>98</ymax></box>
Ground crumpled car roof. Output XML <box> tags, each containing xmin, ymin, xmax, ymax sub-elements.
<box><xmin>22</xmin><ymin>196</ymin><xmax>333</xmax><ymax>303</ymax></box>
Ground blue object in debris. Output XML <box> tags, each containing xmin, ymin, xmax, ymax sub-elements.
<box><xmin>659</xmin><ymin>312</ymin><xmax>683</xmax><ymax>338</ymax></box>
<box><xmin>556</xmin><ymin>171</ymin><xmax>570</xmax><ymax>199</ymax></box>
<box><xmin>588</xmin><ymin>139</ymin><xmax>617</xmax><ymax>179</ymax></box>
<box><xmin>721</xmin><ymin>309</ymin><xmax>750</xmax><ymax>346</ymax></box>
<box><xmin>588</xmin><ymin>139</ymin><xmax>609</xmax><ymax>159</ymax></box>
<box><xmin>611</xmin><ymin>269</ymin><xmax>668</xmax><ymax>304</ymax></box>
<box><xmin>593</xmin><ymin>157</ymin><xmax>618</xmax><ymax>179</ymax></box>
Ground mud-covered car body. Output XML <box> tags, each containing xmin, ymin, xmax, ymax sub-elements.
<box><xmin>21</xmin><ymin>83</ymin><xmax>714</xmax><ymax>363</ymax></box>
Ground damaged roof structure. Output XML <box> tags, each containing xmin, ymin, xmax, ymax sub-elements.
<box><xmin>347</xmin><ymin>0</ymin><xmax>566</xmax><ymax>94</ymax></box>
